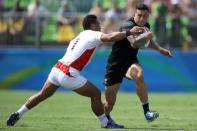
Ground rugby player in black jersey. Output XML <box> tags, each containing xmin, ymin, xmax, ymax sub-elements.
<box><xmin>103</xmin><ymin>4</ymin><xmax>172</xmax><ymax>128</ymax></box>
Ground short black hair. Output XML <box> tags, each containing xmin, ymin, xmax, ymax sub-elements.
<box><xmin>136</xmin><ymin>4</ymin><xmax>150</xmax><ymax>11</ymax></box>
<box><xmin>82</xmin><ymin>15</ymin><xmax>97</xmax><ymax>30</ymax></box>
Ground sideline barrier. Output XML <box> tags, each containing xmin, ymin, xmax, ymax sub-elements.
<box><xmin>0</xmin><ymin>48</ymin><xmax>196</xmax><ymax>92</ymax></box>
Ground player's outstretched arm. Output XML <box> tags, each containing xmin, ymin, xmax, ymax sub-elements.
<box><xmin>100</xmin><ymin>32</ymin><xmax>127</xmax><ymax>42</ymax></box>
<box><xmin>149</xmin><ymin>40</ymin><xmax>173</xmax><ymax>58</ymax></box>
<box><xmin>100</xmin><ymin>26</ymin><xmax>144</xmax><ymax>43</ymax></box>
<box><xmin>127</xmin><ymin>31</ymin><xmax>153</xmax><ymax>48</ymax></box>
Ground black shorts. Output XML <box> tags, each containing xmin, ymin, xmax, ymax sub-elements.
<box><xmin>104</xmin><ymin>58</ymin><xmax>138</xmax><ymax>86</ymax></box>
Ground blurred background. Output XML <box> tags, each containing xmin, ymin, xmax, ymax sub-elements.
<box><xmin>0</xmin><ymin>0</ymin><xmax>197</xmax><ymax>92</ymax></box>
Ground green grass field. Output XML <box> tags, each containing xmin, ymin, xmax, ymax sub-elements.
<box><xmin>0</xmin><ymin>90</ymin><xmax>197</xmax><ymax>131</ymax></box>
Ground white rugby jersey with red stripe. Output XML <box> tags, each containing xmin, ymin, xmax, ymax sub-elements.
<box><xmin>59</xmin><ymin>30</ymin><xmax>103</xmax><ymax>71</ymax></box>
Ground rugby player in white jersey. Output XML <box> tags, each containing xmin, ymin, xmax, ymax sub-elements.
<box><xmin>6</xmin><ymin>15</ymin><xmax>145</xmax><ymax>128</ymax></box>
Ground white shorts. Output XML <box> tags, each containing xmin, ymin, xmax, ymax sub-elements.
<box><xmin>47</xmin><ymin>67</ymin><xmax>87</xmax><ymax>90</ymax></box>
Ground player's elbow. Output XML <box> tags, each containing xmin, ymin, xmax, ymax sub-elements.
<box><xmin>101</xmin><ymin>35</ymin><xmax>115</xmax><ymax>42</ymax></box>
<box><xmin>101</xmin><ymin>33</ymin><xmax>123</xmax><ymax>42</ymax></box>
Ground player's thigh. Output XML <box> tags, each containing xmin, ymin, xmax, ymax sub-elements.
<box><xmin>73</xmin><ymin>81</ymin><xmax>101</xmax><ymax>98</ymax></box>
<box><xmin>39</xmin><ymin>80</ymin><xmax>59</xmax><ymax>97</ymax></box>
<box><xmin>125</xmin><ymin>63</ymin><xmax>143</xmax><ymax>80</ymax></box>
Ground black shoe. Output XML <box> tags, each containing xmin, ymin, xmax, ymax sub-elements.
<box><xmin>107</xmin><ymin>115</ymin><xmax>124</xmax><ymax>128</ymax></box>
<box><xmin>102</xmin><ymin>121</ymin><xmax>124</xmax><ymax>129</ymax></box>
<box><xmin>7</xmin><ymin>112</ymin><xmax>20</xmax><ymax>126</ymax></box>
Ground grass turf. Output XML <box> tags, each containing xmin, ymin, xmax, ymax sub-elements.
<box><xmin>0</xmin><ymin>90</ymin><xmax>197</xmax><ymax>131</ymax></box>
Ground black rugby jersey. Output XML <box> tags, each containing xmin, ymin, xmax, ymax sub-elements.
<box><xmin>107</xmin><ymin>18</ymin><xmax>150</xmax><ymax>64</ymax></box>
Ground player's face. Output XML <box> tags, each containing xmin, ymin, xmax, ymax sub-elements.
<box><xmin>134</xmin><ymin>10</ymin><xmax>149</xmax><ymax>26</ymax></box>
<box><xmin>90</xmin><ymin>19</ymin><xmax>101</xmax><ymax>31</ymax></box>
<box><xmin>94</xmin><ymin>20</ymin><xmax>101</xmax><ymax>31</ymax></box>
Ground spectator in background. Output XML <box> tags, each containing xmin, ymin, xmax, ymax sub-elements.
<box><xmin>0</xmin><ymin>0</ymin><xmax>4</xmax><ymax>12</ymax></box>
<box><xmin>143</xmin><ymin>0</ymin><xmax>154</xmax><ymax>6</ymax></box>
<box><xmin>102</xmin><ymin>2</ymin><xmax>122</xmax><ymax>33</ymax></box>
<box><xmin>7</xmin><ymin>0</ymin><xmax>26</xmax><ymax>44</ymax></box>
<box><xmin>180</xmin><ymin>0</ymin><xmax>197</xmax><ymax>48</ymax></box>
<box><xmin>126</xmin><ymin>0</ymin><xmax>142</xmax><ymax>18</ymax></box>
<box><xmin>26</xmin><ymin>0</ymin><xmax>49</xmax><ymax>42</ymax></box>
<box><xmin>168</xmin><ymin>1</ymin><xmax>189</xmax><ymax>49</ymax></box>
<box><xmin>56</xmin><ymin>0</ymin><xmax>77</xmax><ymax>42</ymax></box>
<box><xmin>151</xmin><ymin>0</ymin><xmax>168</xmax><ymax>47</ymax></box>
<box><xmin>57</xmin><ymin>0</ymin><xmax>77</xmax><ymax>26</ymax></box>
<box><xmin>0</xmin><ymin>0</ymin><xmax>5</xmax><ymax>45</ymax></box>
<box><xmin>27</xmin><ymin>0</ymin><xmax>48</xmax><ymax>18</ymax></box>
<box><xmin>89</xmin><ymin>2</ymin><xmax>103</xmax><ymax>19</ymax></box>
<box><xmin>93</xmin><ymin>0</ymin><xmax>111</xmax><ymax>11</ymax></box>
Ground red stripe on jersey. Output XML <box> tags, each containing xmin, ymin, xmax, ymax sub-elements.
<box><xmin>70</xmin><ymin>48</ymin><xmax>96</xmax><ymax>71</ymax></box>
<box><xmin>54</xmin><ymin>62</ymin><xmax>73</xmax><ymax>77</ymax></box>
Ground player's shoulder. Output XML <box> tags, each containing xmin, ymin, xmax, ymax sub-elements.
<box><xmin>81</xmin><ymin>30</ymin><xmax>103</xmax><ymax>44</ymax></box>
<box><xmin>120</xmin><ymin>18</ymin><xmax>150</xmax><ymax>30</ymax></box>
<box><xmin>80</xmin><ymin>30</ymin><xmax>102</xmax><ymax>37</ymax></box>
<box><xmin>81</xmin><ymin>30</ymin><xmax>95</xmax><ymax>34</ymax></box>
<box><xmin>120</xmin><ymin>18</ymin><xmax>135</xmax><ymax>31</ymax></box>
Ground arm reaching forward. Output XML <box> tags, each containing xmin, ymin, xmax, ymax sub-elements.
<box><xmin>100</xmin><ymin>26</ymin><xmax>144</xmax><ymax>43</ymax></box>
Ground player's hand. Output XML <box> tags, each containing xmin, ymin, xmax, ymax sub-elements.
<box><xmin>159</xmin><ymin>48</ymin><xmax>173</xmax><ymax>58</ymax></box>
<box><xmin>145</xmin><ymin>32</ymin><xmax>154</xmax><ymax>40</ymax></box>
<box><xmin>130</xmin><ymin>26</ymin><xmax>144</xmax><ymax>35</ymax></box>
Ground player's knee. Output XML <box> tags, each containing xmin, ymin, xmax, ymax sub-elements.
<box><xmin>91</xmin><ymin>89</ymin><xmax>102</xmax><ymax>100</ymax></box>
<box><xmin>135</xmin><ymin>74</ymin><xmax>147</xmax><ymax>88</ymax></box>
<box><xmin>95</xmin><ymin>90</ymin><xmax>102</xmax><ymax>98</ymax></box>
<box><xmin>38</xmin><ymin>91</ymin><xmax>52</xmax><ymax>99</ymax></box>
<box><xmin>137</xmin><ymin>74</ymin><xmax>144</xmax><ymax>81</ymax></box>
<box><xmin>134</xmin><ymin>71</ymin><xmax>144</xmax><ymax>82</ymax></box>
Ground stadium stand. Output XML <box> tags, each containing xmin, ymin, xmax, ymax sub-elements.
<box><xmin>41</xmin><ymin>16</ymin><xmax>57</xmax><ymax>42</ymax></box>
<box><xmin>0</xmin><ymin>0</ymin><xmax>197</xmax><ymax>49</ymax></box>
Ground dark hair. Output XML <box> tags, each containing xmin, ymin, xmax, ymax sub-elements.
<box><xmin>136</xmin><ymin>4</ymin><xmax>150</xmax><ymax>11</ymax></box>
<box><xmin>82</xmin><ymin>15</ymin><xmax>97</xmax><ymax>30</ymax></box>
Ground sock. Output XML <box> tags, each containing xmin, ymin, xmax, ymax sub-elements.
<box><xmin>142</xmin><ymin>103</ymin><xmax>150</xmax><ymax>115</ymax></box>
<box><xmin>98</xmin><ymin>114</ymin><xmax>108</xmax><ymax>127</ymax></box>
<box><xmin>17</xmin><ymin>105</ymin><xmax>29</xmax><ymax>117</ymax></box>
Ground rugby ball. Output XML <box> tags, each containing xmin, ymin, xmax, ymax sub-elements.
<box><xmin>128</xmin><ymin>27</ymin><xmax>151</xmax><ymax>49</ymax></box>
